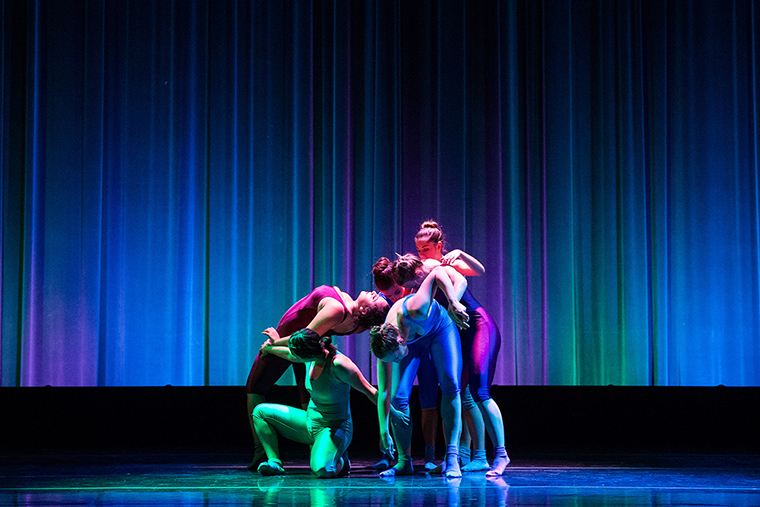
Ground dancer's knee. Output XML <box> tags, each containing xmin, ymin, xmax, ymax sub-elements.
<box><xmin>467</xmin><ymin>375</ymin><xmax>492</xmax><ymax>403</ymax></box>
<box><xmin>251</xmin><ymin>404</ymin><xmax>265</xmax><ymax>422</ymax></box>
<box><xmin>312</xmin><ymin>466</ymin><xmax>337</xmax><ymax>478</ymax></box>
<box><xmin>439</xmin><ymin>379</ymin><xmax>460</xmax><ymax>398</ymax></box>
<box><xmin>461</xmin><ymin>390</ymin><xmax>477</xmax><ymax>411</ymax></box>
<box><xmin>472</xmin><ymin>385</ymin><xmax>492</xmax><ymax>403</ymax></box>
<box><xmin>311</xmin><ymin>458</ymin><xmax>339</xmax><ymax>478</ymax></box>
<box><xmin>252</xmin><ymin>402</ymin><xmax>280</xmax><ymax>424</ymax></box>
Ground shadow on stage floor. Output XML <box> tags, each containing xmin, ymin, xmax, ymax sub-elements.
<box><xmin>2</xmin><ymin>450</ymin><xmax>760</xmax><ymax>506</ymax></box>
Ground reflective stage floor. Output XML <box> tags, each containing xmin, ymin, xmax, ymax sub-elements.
<box><xmin>2</xmin><ymin>451</ymin><xmax>759</xmax><ymax>506</ymax></box>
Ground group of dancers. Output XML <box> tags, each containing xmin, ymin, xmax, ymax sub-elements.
<box><xmin>245</xmin><ymin>221</ymin><xmax>510</xmax><ymax>479</ymax></box>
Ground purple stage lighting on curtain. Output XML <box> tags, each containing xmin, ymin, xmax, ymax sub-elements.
<box><xmin>1</xmin><ymin>0</ymin><xmax>759</xmax><ymax>387</ymax></box>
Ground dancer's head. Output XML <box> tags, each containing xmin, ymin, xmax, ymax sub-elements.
<box><xmin>288</xmin><ymin>328</ymin><xmax>336</xmax><ymax>361</ymax></box>
<box><xmin>393</xmin><ymin>253</ymin><xmax>425</xmax><ymax>290</ymax></box>
<box><xmin>369</xmin><ymin>323</ymin><xmax>408</xmax><ymax>363</ymax></box>
<box><xmin>354</xmin><ymin>291</ymin><xmax>391</xmax><ymax>328</ymax></box>
<box><xmin>372</xmin><ymin>257</ymin><xmax>405</xmax><ymax>303</ymax></box>
<box><xmin>414</xmin><ymin>220</ymin><xmax>445</xmax><ymax>261</ymax></box>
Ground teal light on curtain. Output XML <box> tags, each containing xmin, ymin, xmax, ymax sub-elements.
<box><xmin>2</xmin><ymin>0</ymin><xmax>759</xmax><ymax>387</ymax></box>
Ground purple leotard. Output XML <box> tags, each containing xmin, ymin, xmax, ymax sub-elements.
<box><xmin>453</xmin><ymin>289</ymin><xmax>501</xmax><ymax>403</ymax></box>
<box><xmin>246</xmin><ymin>286</ymin><xmax>360</xmax><ymax>405</ymax></box>
<box><xmin>430</xmin><ymin>287</ymin><xmax>501</xmax><ymax>403</ymax></box>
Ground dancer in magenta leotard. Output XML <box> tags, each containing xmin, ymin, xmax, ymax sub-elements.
<box><xmin>246</xmin><ymin>286</ymin><xmax>390</xmax><ymax>470</ymax></box>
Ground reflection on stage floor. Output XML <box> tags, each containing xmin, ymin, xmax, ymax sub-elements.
<box><xmin>2</xmin><ymin>452</ymin><xmax>759</xmax><ymax>506</ymax></box>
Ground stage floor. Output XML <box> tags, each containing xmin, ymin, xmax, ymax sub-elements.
<box><xmin>2</xmin><ymin>451</ymin><xmax>759</xmax><ymax>506</ymax></box>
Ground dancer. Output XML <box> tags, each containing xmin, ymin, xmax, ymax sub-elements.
<box><xmin>371</xmin><ymin>257</ymin><xmax>407</xmax><ymax>470</ymax></box>
<box><xmin>246</xmin><ymin>286</ymin><xmax>390</xmax><ymax>469</ymax></box>
<box><xmin>371</xmin><ymin>265</ymin><xmax>469</xmax><ymax>478</ymax></box>
<box><xmin>253</xmin><ymin>328</ymin><xmax>378</xmax><ymax>478</ymax></box>
<box><xmin>415</xmin><ymin>220</ymin><xmax>510</xmax><ymax>476</ymax></box>
<box><xmin>393</xmin><ymin>253</ymin><xmax>486</xmax><ymax>471</ymax></box>
<box><xmin>372</xmin><ymin>256</ymin><xmax>407</xmax><ymax>304</ymax></box>
<box><xmin>373</xmin><ymin>256</ymin><xmax>444</xmax><ymax>471</ymax></box>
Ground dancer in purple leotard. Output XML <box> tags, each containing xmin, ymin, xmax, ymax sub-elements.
<box><xmin>246</xmin><ymin>286</ymin><xmax>390</xmax><ymax>470</ymax></box>
<box><xmin>415</xmin><ymin>220</ymin><xmax>510</xmax><ymax>476</ymax></box>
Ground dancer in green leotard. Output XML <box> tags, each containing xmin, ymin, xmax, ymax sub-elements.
<box><xmin>253</xmin><ymin>328</ymin><xmax>378</xmax><ymax>478</ymax></box>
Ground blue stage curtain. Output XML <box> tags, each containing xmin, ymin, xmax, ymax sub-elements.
<box><xmin>2</xmin><ymin>0</ymin><xmax>759</xmax><ymax>387</ymax></box>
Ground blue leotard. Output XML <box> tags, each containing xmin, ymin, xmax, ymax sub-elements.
<box><xmin>388</xmin><ymin>297</ymin><xmax>461</xmax><ymax>446</ymax></box>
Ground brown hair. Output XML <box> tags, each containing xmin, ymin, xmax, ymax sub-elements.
<box><xmin>372</xmin><ymin>257</ymin><xmax>396</xmax><ymax>291</ymax></box>
<box><xmin>392</xmin><ymin>253</ymin><xmax>423</xmax><ymax>287</ymax></box>
<box><xmin>414</xmin><ymin>220</ymin><xmax>445</xmax><ymax>248</ymax></box>
<box><xmin>288</xmin><ymin>328</ymin><xmax>336</xmax><ymax>359</ymax></box>
<box><xmin>357</xmin><ymin>298</ymin><xmax>391</xmax><ymax>329</ymax></box>
<box><xmin>369</xmin><ymin>323</ymin><xmax>401</xmax><ymax>359</ymax></box>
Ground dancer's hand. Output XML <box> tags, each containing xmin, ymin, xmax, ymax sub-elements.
<box><xmin>381</xmin><ymin>438</ymin><xmax>395</xmax><ymax>458</ymax></box>
<box><xmin>260</xmin><ymin>328</ymin><xmax>280</xmax><ymax>355</ymax></box>
<box><xmin>448</xmin><ymin>301</ymin><xmax>470</xmax><ymax>330</ymax></box>
<box><xmin>441</xmin><ymin>249</ymin><xmax>462</xmax><ymax>266</ymax></box>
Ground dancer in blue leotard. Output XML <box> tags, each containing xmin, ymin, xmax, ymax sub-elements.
<box><xmin>415</xmin><ymin>220</ymin><xmax>510</xmax><ymax>476</ymax></box>
<box><xmin>371</xmin><ymin>265</ymin><xmax>469</xmax><ymax>478</ymax></box>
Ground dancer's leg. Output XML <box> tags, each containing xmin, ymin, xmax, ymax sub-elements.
<box><xmin>430</xmin><ymin>322</ymin><xmax>463</xmax><ymax>479</ymax></box>
<box><xmin>467</xmin><ymin>307</ymin><xmax>510</xmax><ymax>475</ymax></box>
<box><xmin>252</xmin><ymin>403</ymin><xmax>311</xmax><ymax>475</ymax></box>
<box><xmin>482</xmin><ymin>399</ymin><xmax>510</xmax><ymax>476</ymax></box>
<box><xmin>417</xmin><ymin>351</ymin><xmax>440</xmax><ymax>470</ymax></box>
<box><xmin>310</xmin><ymin>419</ymin><xmax>352</xmax><ymax>478</ymax></box>
<box><xmin>380</xmin><ymin>354</ymin><xmax>421</xmax><ymax>477</ymax></box>
<box><xmin>461</xmin><ymin>386</ymin><xmax>490</xmax><ymax>472</ymax></box>
<box><xmin>246</xmin><ymin>353</ymin><xmax>295</xmax><ymax>469</ymax></box>
<box><xmin>421</xmin><ymin>408</ymin><xmax>439</xmax><ymax>469</ymax></box>
<box><xmin>247</xmin><ymin>393</ymin><xmax>267</xmax><ymax>469</ymax></box>
<box><xmin>459</xmin><ymin>410</ymin><xmax>472</xmax><ymax>466</ymax></box>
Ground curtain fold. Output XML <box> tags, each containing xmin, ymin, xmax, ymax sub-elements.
<box><xmin>2</xmin><ymin>0</ymin><xmax>759</xmax><ymax>387</ymax></box>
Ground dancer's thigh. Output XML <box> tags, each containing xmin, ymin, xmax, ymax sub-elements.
<box><xmin>392</xmin><ymin>353</ymin><xmax>421</xmax><ymax>412</ymax></box>
<box><xmin>254</xmin><ymin>403</ymin><xmax>313</xmax><ymax>445</ymax></box>
<box><xmin>467</xmin><ymin>308</ymin><xmax>501</xmax><ymax>402</ymax></box>
<box><xmin>416</xmin><ymin>352</ymin><xmax>439</xmax><ymax>409</ymax></box>
<box><xmin>429</xmin><ymin>324</ymin><xmax>462</xmax><ymax>397</ymax></box>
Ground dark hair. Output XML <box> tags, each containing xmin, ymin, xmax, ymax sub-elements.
<box><xmin>372</xmin><ymin>257</ymin><xmax>396</xmax><ymax>291</ymax></box>
<box><xmin>288</xmin><ymin>328</ymin><xmax>336</xmax><ymax>359</ymax></box>
<box><xmin>369</xmin><ymin>323</ymin><xmax>400</xmax><ymax>359</ymax></box>
<box><xmin>414</xmin><ymin>220</ymin><xmax>445</xmax><ymax>247</ymax></box>
<box><xmin>392</xmin><ymin>253</ymin><xmax>423</xmax><ymax>287</ymax></box>
<box><xmin>357</xmin><ymin>299</ymin><xmax>391</xmax><ymax>329</ymax></box>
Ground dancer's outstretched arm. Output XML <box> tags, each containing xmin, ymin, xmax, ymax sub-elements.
<box><xmin>260</xmin><ymin>344</ymin><xmax>302</xmax><ymax>362</ymax></box>
<box><xmin>333</xmin><ymin>355</ymin><xmax>378</xmax><ymax>404</ymax></box>
<box><xmin>261</xmin><ymin>298</ymin><xmax>346</xmax><ymax>350</ymax></box>
<box><xmin>376</xmin><ymin>360</ymin><xmax>394</xmax><ymax>453</ymax></box>
<box><xmin>406</xmin><ymin>266</ymin><xmax>468</xmax><ymax>327</ymax></box>
<box><xmin>441</xmin><ymin>249</ymin><xmax>485</xmax><ymax>276</ymax></box>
